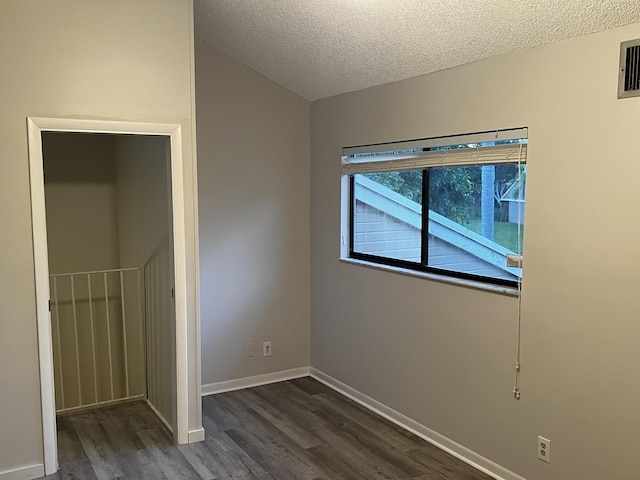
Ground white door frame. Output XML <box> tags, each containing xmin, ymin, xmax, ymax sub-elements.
<box><xmin>27</xmin><ymin>117</ymin><xmax>191</xmax><ymax>475</ymax></box>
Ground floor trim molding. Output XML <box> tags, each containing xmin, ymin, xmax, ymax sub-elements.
<box><xmin>188</xmin><ymin>427</ymin><xmax>205</xmax><ymax>443</ymax></box>
<box><xmin>145</xmin><ymin>399</ymin><xmax>174</xmax><ymax>435</ymax></box>
<box><xmin>309</xmin><ymin>368</ymin><xmax>527</xmax><ymax>480</ymax></box>
<box><xmin>201</xmin><ymin>367</ymin><xmax>310</xmax><ymax>396</ymax></box>
<box><xmin>0</xmin><ymin>464</ymin><xmax>44</xmax><ymax>480</ymax></box>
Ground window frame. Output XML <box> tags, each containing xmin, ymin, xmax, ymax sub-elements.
<box><xmin>341</xmin><ymin>130</ymin><xmax>526</xmax><ymax>289</ymax></box>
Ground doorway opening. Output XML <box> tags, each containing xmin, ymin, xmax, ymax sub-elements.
<box><xmin>28</xmin><ymin>118</ymin><xmax>191</xmax><ymax>476</ymax></box>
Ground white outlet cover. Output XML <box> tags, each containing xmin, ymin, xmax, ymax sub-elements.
<box><xmin>263</xmin><ymin>341</ymin><xmax>272</xmax><ymax>357</ymax></box>
<box><xmin>537</xmin><ymin>436</ymin><xmax>551</xmax><ymax>463</ymax></box>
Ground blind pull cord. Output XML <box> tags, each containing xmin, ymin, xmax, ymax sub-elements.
<box><xmin>513</xmin><ymin>143</ymin><xmax>524</xmax><ymax>400</ymax></box>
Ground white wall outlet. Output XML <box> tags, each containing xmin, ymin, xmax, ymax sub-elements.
<box><xmin>245</xmin><ymin>343</ymin><xmax>254</xmax><ymax>357</ymax></box>
<box><xmin>263</xmin><ymin>341</ymin><xmax>272</xmax><ymax>357</ymax></box>
<box><xmin>537</xmin><ymin>436</ymin><xmax>551</xmax><ymax>463</ymax></box>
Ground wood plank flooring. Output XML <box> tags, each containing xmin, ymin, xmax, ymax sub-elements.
<box><xmin>41</xmin><ymin>377</ymin><xmax>493</xmax><ymax>480</ymax></box>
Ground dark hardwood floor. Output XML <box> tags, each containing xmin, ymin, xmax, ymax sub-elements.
<box><xmin>42</xmin><ymin>377</ymin><xmax>492</xmax><ymax>480</ymax></box>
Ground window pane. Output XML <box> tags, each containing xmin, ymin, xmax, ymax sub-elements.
<box><xmin>352</xmin><ymin>171</ymin><xmax>422</xmax><ymax>262</ymax></box>
<box><xmin>427</xmin><ymin>164</ymin><xmax>524</xmax><ymax>281</ymax></box>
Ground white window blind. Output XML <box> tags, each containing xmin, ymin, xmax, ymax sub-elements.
<box><xmin>342</xmin><ymin>128</ymin><xmax>527</xmax><ymax>174</ymax></box>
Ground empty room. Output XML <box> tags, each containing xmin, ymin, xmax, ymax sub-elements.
<box><xmin>1</xmin><ymin>1</ymin><xmax>640</xmax><ymax>480</ymax></box>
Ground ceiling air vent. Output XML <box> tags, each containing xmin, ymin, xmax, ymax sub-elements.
<box><xmin>618</xmin><ymin>39</ymin><xmax>640</xmax><ymax>99</ymax></box>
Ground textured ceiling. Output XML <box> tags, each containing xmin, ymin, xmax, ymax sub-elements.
<box><xmin>194</xmin><ymin>0</ymin><xmax>640</xmax><ymax>101</ymax></box>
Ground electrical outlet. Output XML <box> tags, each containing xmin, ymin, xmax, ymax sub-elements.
<box><xmin>537</xmin><ymin>436</ymin><xmax>551</xmax><ymax>463</ymax></box>
<box><xmin>245</xmin><ymin>343</ymin><xmax>254</xmax><ymax>357</ymax></box>
<box><xmin>263</xmin><ymin>341</ymin><xmax>272</xmax><ymax>357</ymax></box>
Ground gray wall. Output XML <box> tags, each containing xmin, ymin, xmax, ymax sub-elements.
<box><xmin>311</xmin><ymin>22</ymin><xmax>640</xmax><ymax>480</ymax></box>
<box><xmin>116</xmin><ymin>136</ymin><xmax>171</xmax><ymax>270</ymax></box>
<box><xmin>195</xmin><ymin>39</ymin><xmax>311</xmax><ymax>385</ymax></box>
<box><xmin>0</xmin><ymin>0</ymin><xmax>197</xmax><ymax>474</ymax></box>
<box><xmin>43</xmin><ymin>133</ymin><xmax>120</xmax><ymax>275</ymax></box>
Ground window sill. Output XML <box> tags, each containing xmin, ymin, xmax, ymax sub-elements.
<box><xmin>339</xmin><ymin>257</ymin><xmax>520</xmax><ymax>297</ymax></box>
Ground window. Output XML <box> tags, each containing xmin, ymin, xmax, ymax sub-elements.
<box><xmin>342</xmin><ymin>129</ymin><xmax>527</xmax><ymax>287</ymax></box>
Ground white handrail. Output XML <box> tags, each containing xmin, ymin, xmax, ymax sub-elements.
<box><xmin>52</xmin><ymin>277</ymin><xmax>65</xmax><ymax>410</ymax></box>
<box><xmin>120</xmin><ymin>270</ymin><xmax>130</xmax><ymax>398</ymax></box>
<box><xmin>70</xmin><ymin>276</ymin><xmax>82</xmax><ymax>405</ymax></box>
<box><xmin>50</xmin><ymin>267</ymin><xmax>141</xmax><ymax>278</ymax></box>
<box><xmin>137</xmin><ymin>269</ymin><xmax>146</xmax><ymax>398</ymax></box>
<box><xmin>87</xmin><ymin>275</ymin><xmax>98</xmax><ymax>403</ymax></box>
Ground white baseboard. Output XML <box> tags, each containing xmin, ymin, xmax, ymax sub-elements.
<box><xmin>188</xmin><ymin>427</ymin><xmax>205</xmax><ymax>443</ymax></box>
<box><xmin>310</xmin><ymin>368</ymin><xmax>527</xmax><ymax>480</ymax></box>
<box><xmin>0</xmin><ymin>464</ymin><xmax>44</xmax><ymax>480</ymax></box>
<box><xmin>145</xmin><ymin>398</ymin><xmax>174</xmax><ymax>434</ymax></box>
<box><xmin>201</xmin><ymin>367</ymin><xmax>310</xmax><ymax>396</ymax></box>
